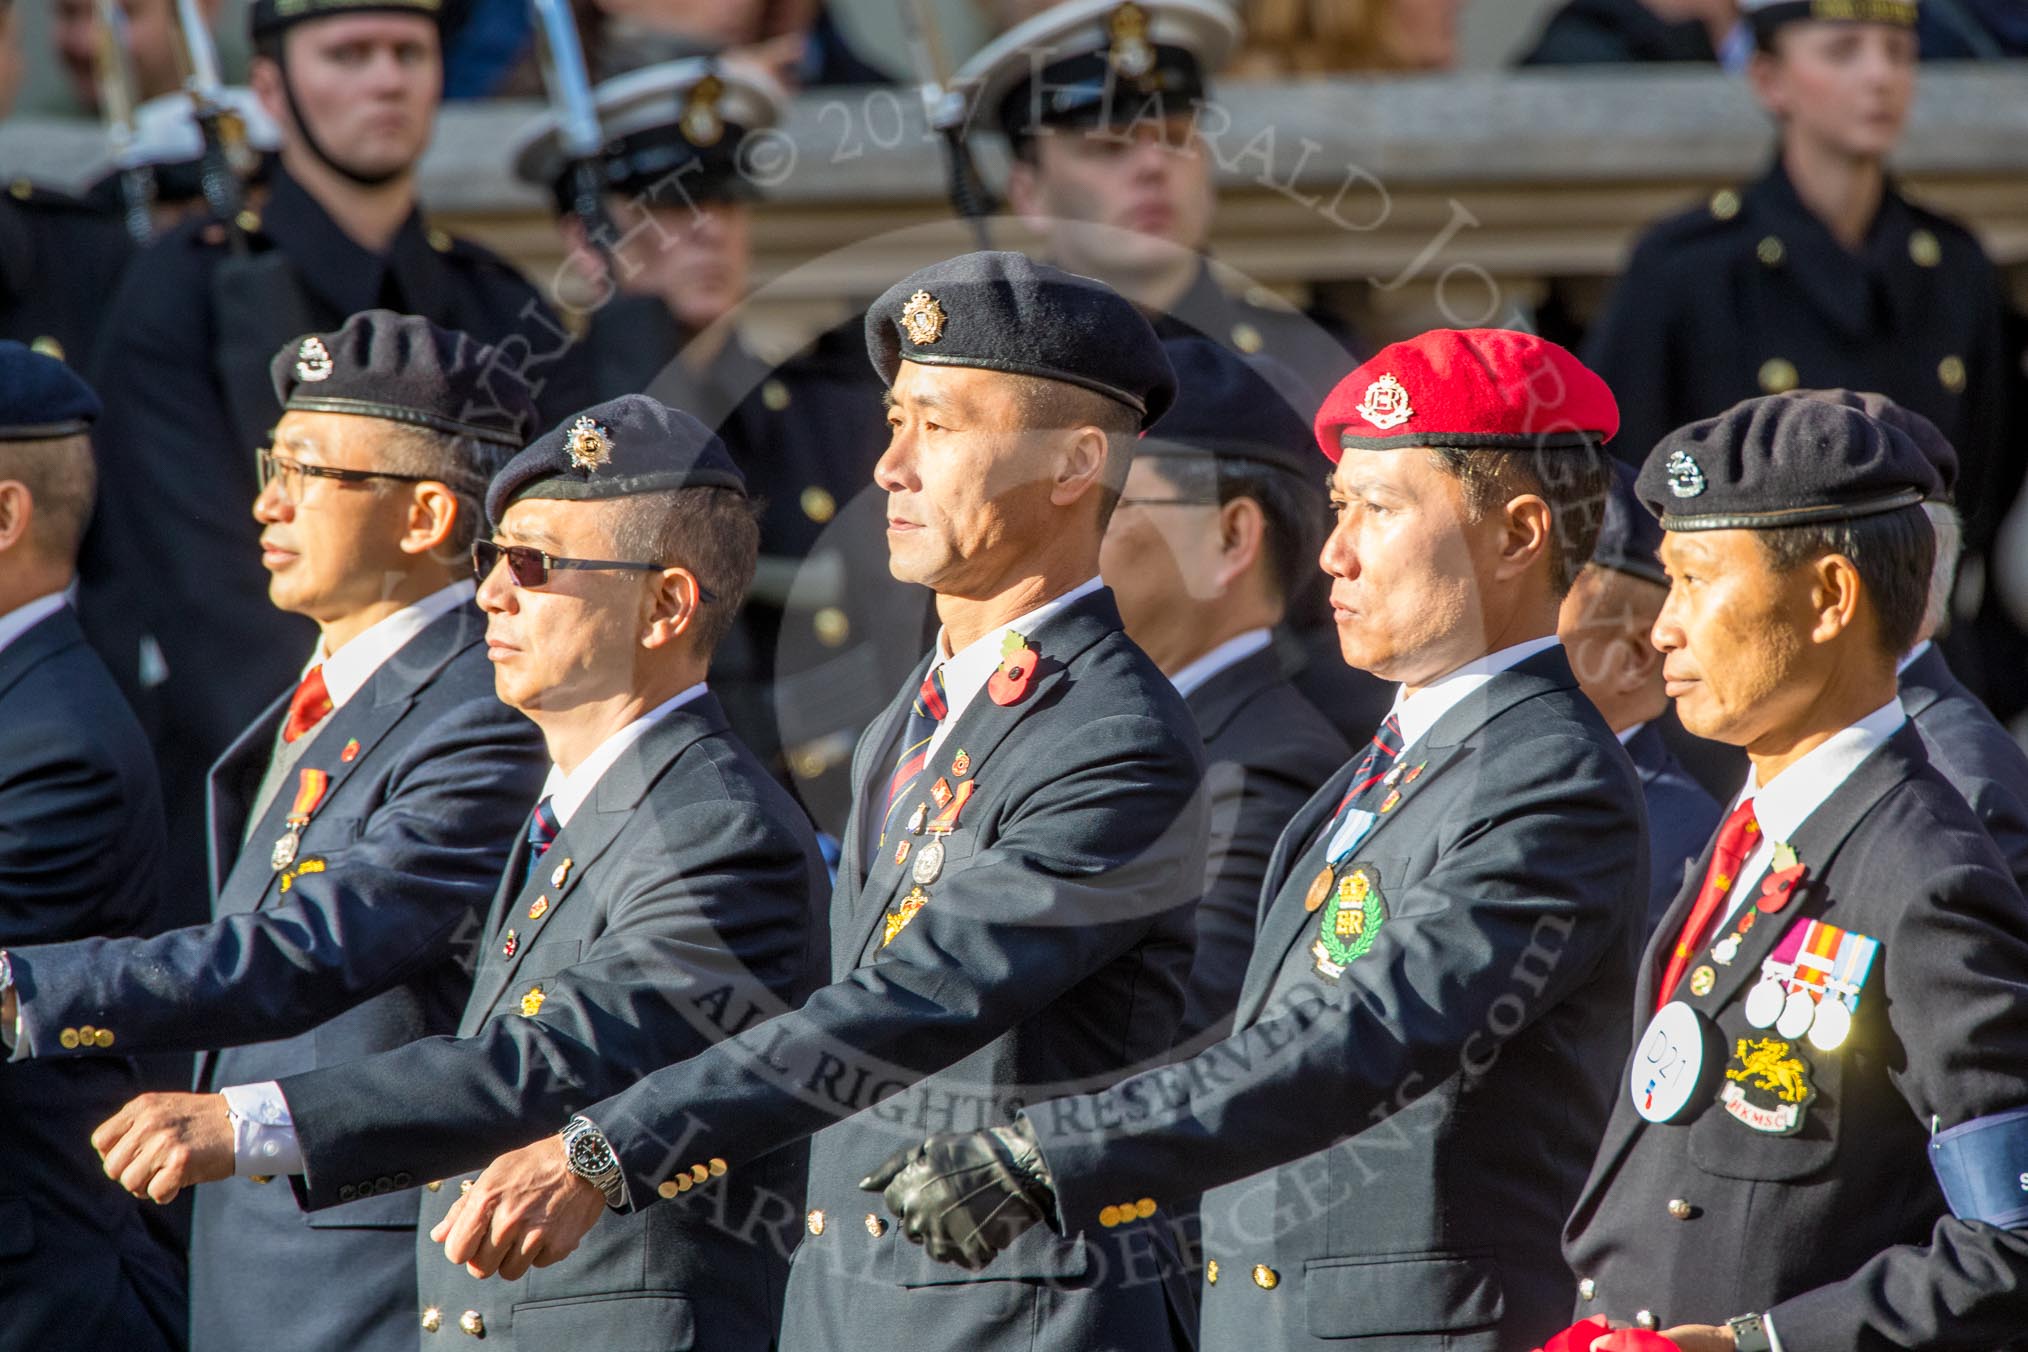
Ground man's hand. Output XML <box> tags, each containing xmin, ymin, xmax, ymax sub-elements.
<box><xmin>860</xmin><ymin>1118</ymin><xmax>1055</xmax><ymax>1270</ymax></box>
<box><xmin>1534</xmin><ymin>1316</ymin><xmax>1727</xmax><ymax>1352</ymax></box>
<box><xmin>91</xmin><ymin>1092</ymin><xmax>235</xmax><ymax>1203</ymax></box>
<box><xmin>430</xmin><ymin>1136</ymin><xmax>608</xmax><ymax>1281</ymax></box>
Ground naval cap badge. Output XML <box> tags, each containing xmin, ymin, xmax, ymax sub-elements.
<box><xmin>566</xmin><ymin>415</ymin><xmax>614</xmax><ymax>471</ymax></box>
<box><xmin>1354</xmin><ymin>373</ymin><xmax>1414</xmax><ymax>431</ymax></box>
<box><xmin>681</xmin><ymin>74</ymin><xmax>725</xmax><ymax>147</ymax></box>
<box><xmin>294</xmin><ymin>336</ymin><xmax>334</xmax><ymax>383</ymax></box>
<box><xmin>1107</xmin><ymin>3</ymin><xmax>1155</xmax><ymax>80</ymax></box>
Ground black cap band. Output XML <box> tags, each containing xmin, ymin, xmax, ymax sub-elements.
<box><xmin>1658</xmin><ymin>486</ymin><xmax>1927</xmax><ymax>532</ymax></box>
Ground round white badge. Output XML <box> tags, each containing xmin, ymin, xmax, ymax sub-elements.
<box><xmin>1807</xmin><ymin>998</ymin><xmax>1852</xmax><ymax>1052</ymax></box>
<box><xmin>1776</xmin><ymin>988</ymin><xmax>1817</xmax><ymax>1041</ymax></box>
<box><xmin>1630</xmin><ymin>1001</ymin><xmax>1710</xmax><ymax>1124</ymax></box>
<box><xmin>1744</xmin><ymin>978</ymin><xmax>1786</xmax><ymax>1029</ymax></box>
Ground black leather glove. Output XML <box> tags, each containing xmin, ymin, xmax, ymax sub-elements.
<box><xmin>858</xmin><ymin>1117</ymin><xmax>1056</xmax><ymax>1270</ymax></box>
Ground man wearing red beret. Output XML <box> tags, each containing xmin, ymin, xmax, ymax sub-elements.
<box><xmin>866</xmin><ymin>329</ymin><xmax>1650</xmax><ymax>1350</ymax></box>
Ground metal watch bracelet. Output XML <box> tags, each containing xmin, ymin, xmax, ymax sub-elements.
<box><xmin>561</xmin><ymin>1115</ymin><xmax>625</xmax><ymax>1205</ymax></box>
<box><xmin>1728</xmin><ymin>1313</ymin><xmax>1773</xmax><ymax>1352</ymax></box>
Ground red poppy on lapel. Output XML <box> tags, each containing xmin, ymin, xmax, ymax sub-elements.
<box><xmin>988</xmin><ymin>630</ymin><xmax>1039</xmax><ymax>706</ymax></box>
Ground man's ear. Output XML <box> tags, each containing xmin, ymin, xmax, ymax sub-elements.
<box><xmin>1005</xmin><ymin>156</ymin><xmax>1047</xmax><ymax>233</ymax></box>
<box><xmin>1049</xmin><ymin>426</ymin><xmax>1109</xmax><ymax>510</ymax></box>
<box><xmin>1808</xmin><ymin>554</ymin><xmax>1865</xmax><ymax>646</ymax></box>
<box><xmin>640</xmin><ymin>566</ymin><xmax>705</xmax><ymax>650</ymax></box>
<box><xmin>400</xmin><ymin>482</ymin><xmax>460</xmax><ymax>557</ymax></box>
<box><xmin>1216</xmin><ymin>495</ymin><xmax>1266</xmax><ymax>592</ymax></box>
<box><xmin>0</xmin><ymin>480</ymin><xmax>33</xmax><ymax>553</ymax></box>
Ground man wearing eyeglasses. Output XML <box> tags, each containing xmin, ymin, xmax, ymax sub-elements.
<box><xmin>0</xmin><ymin>311</ymin><xmax>549</xmax><ymax>1352</ymax></box>
<box><xmin>88</xmin><ymin>393</ymin><xmax>830</xmax><ymax>1352</ymax></box>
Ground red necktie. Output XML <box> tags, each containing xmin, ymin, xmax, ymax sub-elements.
<box><xmin>1655</xmin><ymin>799</ymin><xmax>1760</xmax><ymax>1011</ymax></box>
<box><xmin>281</xmin><ymin>665</ymin><xmax>334</xmax><ymax>744</ymax></box>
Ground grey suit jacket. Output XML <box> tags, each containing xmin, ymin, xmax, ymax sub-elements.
<box><xmin>585</xmin><ymin>587</ymin><xmax>1211</xmax><ymax>1352</ymax></box>
<box><xmin>1901</xmin><ymin>641</ymin><xmax>2028</xmax><ymax>891</ymax></box>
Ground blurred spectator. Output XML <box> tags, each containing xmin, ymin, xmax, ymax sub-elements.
<box><xmin>0</xmin><ymin>0</ymin><xmax>22</xmax><ymax>118</ymax></box>
<box><xmin>1521</xmin><ymin>0</ymin><xmax>1745</xmax><ymax>66</ymax></box>
<box><xmin>1229</xmin><ymin>0</ymin><xmax>1466</xmax><ymax>74</ymax></box>
<box><xmin>51</xmin><ymin>0</ymin><xmax>231</xmax><ymax>115</ymax></box>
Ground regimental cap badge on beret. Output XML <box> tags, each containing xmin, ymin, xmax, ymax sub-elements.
<box><xmin>566</xmin><ymin>415</ymin><xmax>614</xmax><ymax>471</ymax></box>
<box><xmin>1354</xmin><ymin>373</ymin><xmax>1414</xmax><ymax>431</ymax></box>
<box><xmin>294</xmin><ymin>336</ymin><xmax>334</xmax><ymax>384</ymax></box>
<box><xmin>681</xmin><ymin>74</ymin><xmax>725</xmax><ymax>147</ymax></box>
<box><xmin>1665</xmin><ymin>449</ymin><xmax>1707</xmax><ymax>499</ymax></box>
<box><xmin>901</xmin><ymin>290</ymin><xmax>947</xmax><ymax>347</ymax></box>
<box><xmin>1107</xmin><ymin>3</ymin><xmax>1156</xmax><ymax>79</ymax></box>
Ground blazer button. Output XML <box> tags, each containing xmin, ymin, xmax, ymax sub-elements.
<box><xmin>708</xmin><ymin>1158</ymin><xmax>727</xmax><ymax>1176</ymax></box>
<box><xmin>807</xmin><ymin>1209</ymin><xmax>827</xmax><ymax>1236</ymax></box>
<box><xmin>1635</xmin><ymin>1311</ymin><xmax>1658</xmax><ymax>1331</ymax></box>
<box><xmin>338</xmin><ymin>1184</ymin><xmax>357</xmax><ymax>1202</ymax></box>
<box><xmin>459</xmin><ymin>1310</ymin><xmax>485</xmax><ymax>1337</ymax></box>
<box><xmin>1667</xmin><ymin>1198</ymin><xmax>1693</xmax><ymax>1220</ymax></box>
<box><xmin>376</xmin><ymin>1176</ymin><xmax>395</xmax><ymax>1194</ymax></box>
<box><xmin>420</xmin><ymin>1307</ymin><xmax>443</xmax><ymax>1333</ymax></box>
<box><xmin>58</xmin><ymin>1028</ymin><xmax>79</xmax><ymax>1050</ymax></box>
<box><xmin>865</xmin><ymin>1213</ymin><xmax>888</xmax><ymax>1238</ymax></box>
<box><xmin>426</xmin><ymin>1180</ymin><xmax>442</xmax><ymax>1192</ymax></box>
<box><xmin>1251</xmin><ymin>1264</ymin><xmax>1279</xmax><ymax>1290</ymax></box>
<box><xmin>657</xmin><ymin>1180</ymin><xmax>681</xmax><ymax>1200</ymax></box>
<box><xmin>1578</xmin><ymin>1278</ymin><xmax>1597</xmax><ymax>1301</ymax></box>
<box><xmin>94</xmin><ymin>1028</ymin><xmax>115</xmax><ymax>1048</ymax></box>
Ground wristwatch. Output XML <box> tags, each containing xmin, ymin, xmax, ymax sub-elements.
<box><xmin>560</xmin><ymin>1116</ymin><xmax>624</xmax><ymax>1207</ymax></box>
<box><xmin>1727</xmin><ymin>1313</ymin><xmax>1773</xmax><ymax>1352</ymax></box>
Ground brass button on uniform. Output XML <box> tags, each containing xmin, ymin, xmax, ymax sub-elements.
<box><xmin>865</xmin><ymin>1212</ymin><xmax>887</xmax><ymax>1237</ymax></box>
<box><xmin>762</xmin><ymin>379</ymin><xmax>791</xmax><ymax>412</ymax></box>
<box><xmin>1709</xmin><ymin>188</ymin><xmax>1741</xmax><ymax>221</ymax></box>
<box><xmin>58</xmin><ymin>1028</ymin><xmax>79</xmax><ymax>1050</ymax></box>
<box><xmin>709</xmin><ymin>1158</ymin><xmax>728</xmax><ymax>1176</ymax></box>
<box><xmin>78</xmin><ymin>1025</ymin><xmax>96</xmax><ymax>1044</ymax></box>
<box><xmin>1205</xmin><ymin>1259</ymin><xmax>1219</xmax><ymax>1285</ymax></box>
<box><xmin>30</xmin><ymin>336</ymin><xmax>64</xmax><ymax>361</ymax></box>
<box><xmin>1578</xmin><ymin>1277</ymin><xmax>1597</xmax><ymax>1301</ymax></box>
<box><xmin>1758</xmin><ymin>358</ymin><xmax>1799</xmax><ymax>395</ymax></box>
<box><xmin>428</xmin><ymin>228</ymin><xmax>454</xmax><ymax>253</ymax></box>
<box><xmin>1134</xmin><ymin>1198</ymin><xmax>1156</xmax><ymax>1219</ymax></box>
<box><xmin>421</xmin><ymin>1307</ymin><xmax>443</xmax><ymax>1333</ymax></box>
<box><xmin>813</xmin><ymin>607</ymin><xmax>849</xmax><ymax>647</ymax></box>
<box><xmin>426</xmin><ymin>1180</ymin><xmax>442</xmax><ymax>1192</ymax></box>
<box><xmin>800</xmin><ymin>485</ymin><xmax>837</xmax><ymax>524</ymax></box>
<box><xmin>1667</xmin><ymin>1198</ymin><xmax>1693</xmax><ymax>1220</ymax></box>
<box><xmin>1910</xmin><ymin>229</ymin><xmax>1942</xmax><ymax>268</ymax></box>
<box><xmin>1252</xmin><ymin>1264</ymin><xmax>1279</xmax><ymax>1290</ymax></box>
<box><xmin>807</xmin><ymin>1208</ymin><xmax>826</xmax><ymax>1236</ymax></box>
<box><xmin>1635</xmin><ymin>1311</ymin><xmax>1658</xmax><ymax>1331</ymax></box>
<box><xmin>658</xmin><ymin>1180</ymin><xmax>681</xmax><ymax>1200</ymax></box>
<box><xmin>1231</xmin><ymin>322</ymin><xmax>1264</xmax><ymax>355</ymax></box>
<box><xmin>459</xmin><ymin>1309</ymin><xmax>485</xmax><ymax>1337</ymax></box>
<box><xmin>1939</xmin><ymin>355</ymin><xmax>1967</xmax><ymax>394</ymax></box>
<box><xmin>338</xmin><ymin>1184</ymin><xmax>357</xmax><ymax>1201</ymax></box>
<box><xmin>1098</xmin><ymin>1205</ymin><xmax>1120</xmax><ymax>1228</ymax></box>
<box><xmin>9</xmin><ymin>179</ymin><xmax>31</xmax><ymax>201</ymax></box>
<box><xmin>1756</xmin><ymin>235</ymin><xmax>1786</xmax><ymax>268</ymax></box>
<box><xmin>235</xmin><ymin>209</ymin><xmax>262</xmax><ymax>234</ymax></box>
<box><xmin>690</xmin><ymin>1163</ymin><xmax>709</xmax><ymax>1183</ymax></box>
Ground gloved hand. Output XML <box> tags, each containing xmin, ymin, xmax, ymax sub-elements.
<box><xmin>858</xmin><ymin>1116</ymin><xmax>1056</xmax><ymax>1270</ymax></box>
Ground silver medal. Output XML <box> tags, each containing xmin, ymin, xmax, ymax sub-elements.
<box><xmin>270</xmin><ymin>827</ymin><xmax>300</xmax><ymax>871</ymax></box>
<box><xmin>1744</xmin><ymin>977</ymin><xmax>1785</xmax><ymax>1029</ymax></box>
<box><xmin>1807</xmin><ymin>997</ymin><xmax>1852</xmax><ymax>1052</ymax></box>
<box><xmin>906</xmin><ymin>803</ymin><xmax>928</xmax><ymax>835</ymax></box>
<box><xmin>1712</xmin><ymin>935</ymin><xmax>1741</xmax><ymax>965</ymax></box>
<box><xmin>912</xmin><ymin>838</ymin><xmax>945</xmax><ymax>886</ymax></box>
<box><xmin>1776</xmin><ymin>988</ymin><xmax>1817</xmax><ymax>1040</ymax></box>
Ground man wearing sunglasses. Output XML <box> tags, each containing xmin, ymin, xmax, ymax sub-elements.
<box><xmin>0</xmin><ymin>311</ymin><xmax>548</xmax><ymax>1352</ymax></box>
<box><xmin>92</xmin><ymin>394</ymin><xmax>830</xmax><ymax>1352</ymax></box>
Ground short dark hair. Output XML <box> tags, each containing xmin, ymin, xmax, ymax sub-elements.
<box><xmin>1008</xmin><ymin>374</ymin><xmax>1143</xmax><ymax>530</ymax></box>
<box><xmin>1757</xmin><ymin>504</ymin><xmax>1933</xmax><ymax>658</ymax></box>
<box><xmin>0</xmin><ymin>433</ymin><xmax>96</xmax><ymax>563</ymax></box>
<box><xmin>1423</xmin><ymin>443</ymin><xmax>1611</xmax><ymax>596</ymax></box>
<box><xmin>1146</xmin><ymin>454</ymin><xmax>1323</xmax><ymax>608</ymax></box>
<box><xmin>609</xmin><ymin>486</ymin><xmax>759</xmax><ymax>656</ymax></box>
<box><xmin>375</xmin><ymin>424</ymin><xmax>517</xmax><ymax>560</ymax></box>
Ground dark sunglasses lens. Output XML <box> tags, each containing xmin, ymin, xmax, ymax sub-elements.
<box><xmin>471</xmin><ymin>541</ymin><xmax>498</xmax><ymax>581</ymax></box>
<box><xmin>505</xmin><ymin>546</ymin><xmax>548</xmax><ymax>587</ymax></box>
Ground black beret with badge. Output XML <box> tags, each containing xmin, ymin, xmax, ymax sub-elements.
<box><xmin>0</xmin><ymin>340</ymin><xmax>102</xmax><ymax>440</ymax></box>
<box><xmin>487</xmin><ymin>393</ymin><xmax>747</xmax><ymax>524</ymax></box>
<box><xmin>510</xmin><ymin>57</ymin><xmax>788</xmax><ymax>212</ymax></box>
<box><xmin>249</xmin><ymin>0</ymin><xmax>444</xmax><ymax>37</ymax></box>
<box><xmin>1592</xmin><ymin>459</ymin><xmax>1669</xmax><ymax>587</ymax></box>
<box><xmin>1637</xmin><ymin>394</ymin><xmax>1940</xmax><ymax>532</ymax></box>
<box><xmin>1782</xmin><ymin>388</ymin><xmax>1958</xmax><ymax>504</ymax></box>
<box><xmin>1740</xmin><ymin>0</ymin><xmax>1918</xmax><ymax>44</ymax></box>
<box><xmin>1140</xmin><ymin>335</ymin><xmax>1319</xmax><ymax>483</ymax></box>
<box><xmin>954</xmin><ymin>0</ymin><xmax>1239</xmax><ymax>146</ymax></box>
<box><xmin>865</xmin><ymin>250</ymin><xmax>1177</xmax><ymax>425</ymax></box>
<box><xmin>270</xmin><ymin>309</ymin><xmax>537</xmax><ymax>448</ymax></box>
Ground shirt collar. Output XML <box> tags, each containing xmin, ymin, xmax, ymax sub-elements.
<box><xmin>1617</xmin><ymin>719</ymin><xmax>1648</xmax><ymax>747</ymax></box>
<box><xmin>929</xmin><ymin>576</ymin><xmax>1105</xmax><ymax>737</ymax></box>
<box><xmin>1733</xmin><ymin>699</ymin><xmax>1907</xmax><ymax>844</ymax></box>
<box><xmin>541</xmin><ymin>682</ymin><xmax>709</xmax><ymax>826</ymax></box>
<box><xmin>313</xmin><ymin>581</ymin><xmax>473</xmax><ymax>709</ymax></box>
<box><xmin>1389</xmin><ymin>634</ymin><xmax>1562</xmax><ymax>754</ymax></box>
<box><xmin>1168</xmin><ymin>627</ymin><xmax>1273</xmax><ymax>698</ymax></box>
<box><xmin>1897</xmin><ymin>638</ymin><xmax>1932</xmax><ymax>675</ymax></box>
<box><xmin>0</xmin><ymin>592</ymin><xmax>68</xmax><ymax>660</ymax></box>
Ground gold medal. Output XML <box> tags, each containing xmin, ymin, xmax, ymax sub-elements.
<box><xmin>1304</xmin><ymin>867</ymin><xmax>1334</xmax><ymax>913</ymax></box>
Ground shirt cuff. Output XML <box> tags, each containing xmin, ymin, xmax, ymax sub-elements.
<box><xmin>1763</xmin><ymin>1313</ymin><xmax>1784</xmax><ymax>1352</ymax></box>
<box><xmin>220</xmin><ymin>1081</ymin><xmax>306</xmax><ymax>1177</ymax></box>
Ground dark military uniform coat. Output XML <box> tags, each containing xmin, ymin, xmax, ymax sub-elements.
<box><xmin>1901</xmin><ymin>640</ymin><xmax>2028</xmax><ymax>892</ymax></box>
<box><xmin>586</xmin><ymin>588</ymin><xmax>1211</xmax><ymax>1352</ymax></box>
<box><xmin>0</xmin><ymin>606</ymin><xmax>182</xmax><ymax>1352</ymax></box>
<box><xmin>1624</xmin><ymin>720</ymin><xmax>1723</xmax><ymax>937</ymax></box>
<box><xmin>276</xmin><ymin>694</ymin><xmax>828</xmax><ymax>1352</ymax></box>
<box><xmin>8</xmin><ymin>605</ymin><xmax>545</xmax><ymax>1352</ymax></box>
<box><xmin>1564</xmin><ymin>726</ymin><xmax>2028</xmax><ymax>1349</ymax></box>
<box><xmin>0</xmin><ymin>179</ymin><xmax>134</xmax><ymax>365</ymax></box>
<box><xmin>1031</xmin><ymin>646</ymin><xmax>1647</xmax><ymax>1352</ymax></box>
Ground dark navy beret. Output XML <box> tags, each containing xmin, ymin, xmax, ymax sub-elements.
<box><xmin>270</xmin><ymin>310</ymin><xmax>537</xmax><ymax>449</ymax></box>
<box><xmin>1591</xmin><ymin>460</ymin><xmax>1667</xmax><ymax>587</ymax></box>
<box><xmin>1638</xmin><ymin>394</ymin><xmax>1939</xmax><ymax>532</ymax></box>
<box><xmin>1784</xmin><ymin>388</ymin><xmax>1958</xmax><ymax>504</ymax></box>
<box><xmin>0</xmin><ymin>341</ymin><xmax>102</xmax><ymax>440</ymax></box>
<box><xmin>487</xmin><ymin>394</ymin><xmax>746</xmax><ymax>524</ymax></box>
<box><xmin>250</xmin><ymin>0</ymin><xmax>442</xmax><ymax>38</ymax></box>
<box><xmin>866</xmin><ymin>251</ymin><xmax>1175</xmax><ymax>425</ymax></box>
<box><xmin>1141</xmin><ymin>337</ymin><xmax>1319</xmax><ymax>484</ymax></box>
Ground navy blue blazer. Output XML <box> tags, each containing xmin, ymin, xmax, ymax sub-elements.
<box><xmin>586</xmin><ymin>588</ymin><xmax>1211</xmax><ymax>1352</ymax></box>
<box><xmin>7</xmin><ymin>603</ymin><xmax>545</xmax><ymax>1352</ymax></box>
<box><xmin>1901</xmin><ymin>642</ymin><xmax>2028</xmax><ymax>892</ymax></box>
<box><xmin>275</xmin><ymin>694</ymin><xmax>828</xmax><ymax>1352</ymax></box>
<box><xmin>1623</xmin><ymin>720</ymin><xmax>1722</xmax><ymax>936</ymax></box>
<box><xmin>1029</xmin><ymin>646</ymin><xmax>1647</xmax><ymax>1352</ymax></box>
<box><xmin>0</xmin><ymin>606</ymin><xmax>182</xmax><ymax>1352</ymax></box>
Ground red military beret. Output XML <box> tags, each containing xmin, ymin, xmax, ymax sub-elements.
<box><xmin>1313</xmin><ymin>328</ymin><xmax>1619</xmax><ymax>463</ymax></box>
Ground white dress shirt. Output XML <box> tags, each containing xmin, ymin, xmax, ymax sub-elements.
<box><xmin>0</xmin><ymin>591</ymin><xmax>68</xmax><ymax>660</ymax></box>
<box><xmin>920</xmin><ymin>576</ymin><xmax>1105</xmax><ymax>765</ymax></box>
<box><xmin>1391</xmin><ymin>634</ymin><xmax>1564</xmax><ymax>756</ymax></box>
<box><xmin>1167</xmin><ymin>627</ymin><xmax>1273</xmax><ymax>699</ymax></box>
<box><xmin>540</xmin><ymin>682</ymin><xmax>710</xmax><ymax>827</ymax></box>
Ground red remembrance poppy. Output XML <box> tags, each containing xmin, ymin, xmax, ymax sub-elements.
<box><xmin>988</xmin><ymin>640</ymin><xmax>1039</xmax><ymax>706</ymax></box>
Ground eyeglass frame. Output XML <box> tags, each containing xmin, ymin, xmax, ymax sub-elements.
<box><xmin>256</xmin><ymin>447</ymin><xmax>435</xmax><ymax>500</ymax></box>
<box><xmin>471</xmin><ymin>540</ymin><xmax>718</xmax><ymax>603</ymax></box>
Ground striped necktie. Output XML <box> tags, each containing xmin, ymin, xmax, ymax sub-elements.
<box><xmin>524</xmin><ymin>797</ymin><xmax>560</xmax><ymax>886</ymax></box>
<box><xmin>878</xmin><ymin>666</ymin><xmax>948</xmax><ymax>845</ymax></box>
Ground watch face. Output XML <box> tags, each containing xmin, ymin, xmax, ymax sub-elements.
<box><xmin>569</xmin><ymin>1132</ymin><xmax>616</xmax><ymax>1177</ymax></box>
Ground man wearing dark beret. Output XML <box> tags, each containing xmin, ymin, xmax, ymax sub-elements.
<box><xmin>432</xmin><ymin>251</ymin><xmax>1211</xmax><ymax>1352</ymax></box>
<box><xmin>1101</xmin><ymin>336</ymin><xmax>1350</xmax><ymax>1041</ymax></box>
<box><xmin>1560</xmin><ymin>460</ymin><xmax>1722</xmax><ymax>932</ymax></box>
<box><xmin>3</xmin><ymin>311</ymin><xmax>548</xmax><ymax>1352</ymax></box>
<box><xmin>0</xmin><ymin>343</ymin><xmax>182</xmax><ymax>1352</ymax></box>
<box><xmin>118</xmin><ymin>392</ymin><xmax>830</xmax><ymax>1352</ymax></box>
<box><xmin>1784</xmin><ymin>389</ymin><xmax>2028</xmax><ymax>896</ymax></box>
<box><xmin>76</xmin><ymin>0</ymin><xmax>588</xmax><ymax>933</ymax></box>
<box><xmin>870</xmin><ymin>326</ymin><xmax>1648</xmax><ymax>1351</ymax></box>
<box><xmin>1560</xmin><ymin>394</ymin><xmax>2028</xmax><ymax>1351</ymax></box>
